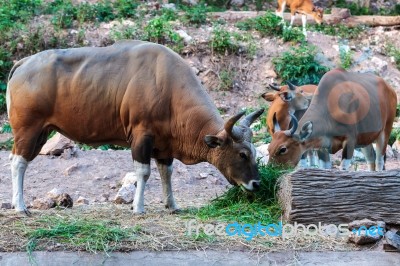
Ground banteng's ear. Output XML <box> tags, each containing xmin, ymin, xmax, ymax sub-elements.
<box><xmin>299</xmin><ymin>121</ymin><xmax>313</xmax><ymax>141</ymax></box>
<box><xmin>261</xmin><ymin>92</ymin><xmax>277</xmax><ymax>102</ymax></box>
<box><xmin>204</xmin><ymin>135</ymin><xmax>225</xmax><ymax>148</ymax></box>
<box><xmin>279</xmin><ymin>91</ymin><xmax>293</xmax><ymax>102</ymax></box>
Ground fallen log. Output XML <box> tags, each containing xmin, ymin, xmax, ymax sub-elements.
<box><xmin>278</xmin><ymin>169</ymin><xmax>400</xmax><ymax>225</ymax></box>
<box><xmin>209</xmin><ymin>11</ymin><xmax>400</xmax><ymax>27</ymax></box>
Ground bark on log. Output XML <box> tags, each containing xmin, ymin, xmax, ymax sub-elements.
<box><xmin>209</xmin><ymin>11</ymin><xmax>400</xmax><ymax>27</ymax></box>
<box><xmin>278</xmin><ymin>169</ymin><xmax>400</xmax><ymax>225</ymax></box>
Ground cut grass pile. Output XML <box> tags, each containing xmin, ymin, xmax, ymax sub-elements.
<box><xmin>193</xmin><ymin>164</ymin><xmax>291</xmax><ymax>225</ymax></box>
<box><xmin>22</xmin><ymin>215</ymin><xmax>138</xmax><ymax>259</ymax></box>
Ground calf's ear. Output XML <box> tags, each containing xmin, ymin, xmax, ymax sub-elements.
<box><xmin>204</xmin><ymin>135</ymin><xmax>225</xmax><ymax>148</ymax></box>
<box><xmin>262</xmin><ymin>92</ymin><xmax>276</xmax><ymax>102</ymax></box>
<box><xmin>299</xmin><ymin>121</ymin><xmax>313</xmax><ymax>141</ymax></box>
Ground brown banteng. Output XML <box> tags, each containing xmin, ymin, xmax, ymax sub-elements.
<box><xmin>268</xmin><ymin>69</ymin><xmax>397</xmax><ymax>171</ymax></box>
<box><xmin>262</xmin><ymin>82</ymin><xmax>330</xmax><ymax>168</ymax></box>
<box><xmin>276</xmin><ymin>0</ymin><xmax>324</xmax><ymax>38</ymax></box>
<box><xmin>7</xmin><ymin>40</ymin><xmax>264</xmax><ymax>215</ymax></box>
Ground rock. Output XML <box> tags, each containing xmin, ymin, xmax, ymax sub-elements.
<box><xmin>176</xmin><ymin>29</ymin><xmax>193</xmax><ymax>44</ymax></box>
<box><xmin>348</xmin><ymin>230</ymin><xmax>382</xmax><ymax>245</ymax></box>
<box><xmin>57</xmin><ymin>193</ymin><xmax>74</xmax><ymax>208</ymax></box>
<box><xmin>64</xmin><ymin>163</ymin><xmax>80</xmax><ymax>176</ymax></box>
<box><xmin>370</xmin><ymin>56</ymin><xmax>388</xmax><ymax>74</ymax></box>
<box><xmin>385</xmin><ymin>231</ymin><xmax>400</xmax><ymax>250</ymax></box>
<box><xmin>256</xmin><ymin>144</ymin><xmax>269</xmax><ymax>164</ymax></box>
<box><xmin>162</xmin><ymin>3</ymin><xmax>176</xmax><ymax>10</ymax></box>
<box><xmin>76</xmin><ymin>196</ymin><xmax>89</xmax><ymax>205</ymax></box>
<box><xmin>1</xmin><ymin>202</ymin><xmax>12</xmax><ymax>209</ymax></box>
<box><xmin>109</xmin><ymin>182</ymin><xmax>118</xmax><ymax>189</ymax></box>
<box><xmin>198</xmin><ymin>173</ymin><xmax>208</xmax><ymax>179</ymax></box>
<box><xmin>385</xmin><ymin>145</ymin><xmax>395</xmax><ymax>158</ymax></box>
<box><xmin>392</xmin><ymin>140</ymin><xmax>400</xmax><ymax>152</ymax></box>
<box><xmin>47</xmin><ymin>188</ymin><xmax>73</xmax><ymax>208</ymax></box>
<box><xmin>114</xmin><ymin>183</ymin><xmax>136</xmax><ymax>204</ymax></box>
<box><xmin>229</xmin><ymin>0</ymin><xmax>245</xmax><ymax>7</ymax></box>
<box><xmin>348</xmin><ymin>218</ymin><xmax>385</xmax><ymax>231</ymax></box>
<box><xmin>39</xmin><ymin>133</ymin><xmax>74</xmax><ymax>156</ymax></box>
<box><xmin>265</xmin><ymin>69</ymin><xmax>277</xmax><ymax>79</ymax></box>
<box><xmin>31</xmin><ymin>197</ymin><xmax>56</xmax><ymax>210</ymax></box>
<box><xmin>353</xmin><ymin>149</ymin><xmax>365</xmax><ymax>161</ymax></box>
<box><xmin>122</xmin><ymin>172</ymin><xmax>137</xmax><ymax>187</ymax></box>
<box><xmin>47</xmin><ymin>188</ymin><xmax>65</xmax><ymax>200</ymax></box>
<box><xmin>182</xmin><ymin>0</ymin><xmax>198</xmax><ymax>6</ymax></box>
<box><xmin>330</xmin><ymin>8</ymin><xmax>351</xmax><ymax>19</ymax></box>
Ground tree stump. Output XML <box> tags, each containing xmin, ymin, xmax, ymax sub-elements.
<box><xmin>278</xmin><ymin>169</ymin><xmax>400</xmax><ymax>225</ymax></box>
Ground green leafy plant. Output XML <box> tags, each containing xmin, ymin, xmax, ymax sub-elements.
<box><xmin>273</xmin><ymin>45</ymin><xmax>330</xmax><ymax>85</ymax></box>
<box><xmin>210</xmin><ymin>27</ymin><xmax>238</xmax><ymax>55</ymax></box>
<box><xmin>183</xmin><ymin>4</ymin><xmax>208</xmax><ymax>26</ymax></box>
<box><xmin>386</xmin><ymin>44</ymin><xmax>400</xmax><ymax>70</ymax></box>
<box><xmin>339</xmin><ymin>46</ymin><xmax>353</xmax><ymax>69</ymax></box>
<box><xmin>282</xmin><ymin>27</ymin><xmax>305</xmax><ymax>43</ymax></box>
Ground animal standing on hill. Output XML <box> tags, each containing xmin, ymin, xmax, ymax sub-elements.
<box><xmin>268</xmin><ymin>69</ymin><xmax>397</xmax><ymax>171</ymax></box>
<box><xmin>276</xmin><ymin>0</ymin><xmax>324</xmax><ymax>38</ymax></box>
<box><xmin>6</xmin><ymin>40</ymin><xmax>264</xmax><ymax>215</ymax></box>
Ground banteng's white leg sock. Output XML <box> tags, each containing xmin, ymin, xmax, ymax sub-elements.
<box><xmin>132</xmin><ymin>161</ymin><xmax>150</xmax><ymax>214</ymax></box>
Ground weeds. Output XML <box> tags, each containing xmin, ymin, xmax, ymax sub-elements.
<box><xmin>386</xmin><ymin>44</ymin><xmax>400</xmax><ymax>70</ymax></box>
<box><xmin>210</xmin><ymin>27</ymin><xmax>238</xmax><ymax>55</ymax></box>
<box><xmin>310</xmin><ymin>24</ymin><xmax>365</xmax><ymax>40</ymax></box>
<box><xmin>183</xmin><ymin>4</ymin><xmax>208</xmax><ymax>26</ymax></box>
<box><xmin>193</xmin><ymin>164</ymin><xmax>289</xmax><ymax>225</ymax></box>
<box><xmin>218</xmin><ymin>69</ymin><xmax>235</xmax><ymax>91</ymax></box>
<box><xmin>273</xmin><ymin>45</ymin><xmax>329</xmax><ymax>85</ymax></box>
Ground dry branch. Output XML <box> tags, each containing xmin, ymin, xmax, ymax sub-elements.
<box><xmin>278</xmin><ymin>169</ymin><xmax>400</xmax><ymax>225</ymax></box>
<box><xmin>209</xmin><ymin>11</ymin><xmax>400</xmax><ymax>27</ymax></box>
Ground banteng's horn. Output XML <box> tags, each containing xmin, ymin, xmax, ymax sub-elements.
<box><xmin>284</xmin><ymin>114</ymin><xmax>298</xmax><ymax>136</ymax></box>
<box><xmin>224</xmin><ymin>111</ymin><xmax>246</xmax><ymax>142</ymax></box>
<box><xmin>287</xmin><ymin>81</ymin><xmax>297</xmax><ymax>91</ymax></box>
<box><xmin>240</xmin><ymin>108</ymin><xmax>265</xmax><ymax>128</ymax></box>
<box><xmin>269</xmin><ymin>83</ymin><xmax>281</xmax><ymax>91</ymax></box>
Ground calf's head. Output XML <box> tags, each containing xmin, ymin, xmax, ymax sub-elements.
<box><xmin>261</xmin><ymin>81</ymin><xmax>309</xmax><ymax>111</ymax></box>
<box><xmin>204</xmin><ymin>109</ymin><xmax>264</xmax><ymax>192</ymax></box>
<box><xmin>311</xmin><ymin>6</ymin><xmax>324</xmax><ymax>25</ymax></box>
<box><xmin>267</xmin><ymin>114</ymin><xmax>313</xmax><ymax>167</ymax></box>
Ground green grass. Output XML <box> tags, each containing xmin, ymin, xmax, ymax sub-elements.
<box><xmin>192</xmin><ymin>164</ymin><xmax>290</xmax><ymax>225</ymax></box>
<box><xmin>24</xmin><ymin>216</ymin><xmax>137</xmax><ymax>260</ymax></box>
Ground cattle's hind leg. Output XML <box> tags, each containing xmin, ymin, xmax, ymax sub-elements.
<box><xmin>361</xmin><ymin>144</ymin><xmax>376</xmax><ymax>171</ymax></box>
<box><xmin>156</xmin><ymin>158</ymin><xmax>180</xmax><ymax>213</ymax></box>
<box><xmin>131</xmin><ymin>135</ymin><xmax>153</xmax><ymax>214</ymax></box>
<box><xmin>11</xmin><ymin>125</ymin><xmax>50</xmax><ymax>215</ymax></box>
<box><xmin>375</xmin><ymin>132</ymin><xmax>387</xmax><ymax>171</ymax></box>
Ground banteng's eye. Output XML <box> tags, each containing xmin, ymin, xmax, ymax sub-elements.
<box><xmin>240</xmin><ymin>152</ymin><xmax>248</xmax><ymax>159</ymax></box>
<box><xmin>278</xmin><ymin>147</ymin><xmax>288</xmax><ymax>155</ymax></box>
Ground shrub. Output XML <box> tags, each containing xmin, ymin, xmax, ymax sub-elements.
<box><xmin>144</xmin><ymin>17</ymin><xmax>184</xmax><ymax>53</ymax></box>
<box><xmin>210</xmin><ymin>27</ymin><xmax>238</xmax><ymax>55</ymax></box>
<box><xmin>218</xmin><ymin>69</ymin><xmax>235</xmax><ymax>91</ymax></box>
<box><xmin>113</xmin><ymin>0</ymin><xmax>139</xmax><ymax>19</ymax></box>
<box><xmin>273</xmin><ymin>45</ymin><xmax>330</xmax><ymax>85</ymax></box>
<box><xmin>253</xmin><ymin>12</ymin><xmax>283</xmax><ymax>37</ymax></box>
<box><xmin>339</xmin><ymin>46</ymin><xmax>353</xmax><ymax>69</ymax></box>
<box><xmin>183</xmin><ymin>4</ymin><xmax>208</xmax><ymax>26</ymax></box>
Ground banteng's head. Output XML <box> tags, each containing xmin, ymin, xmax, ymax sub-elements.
<box><xmin>261</xmin><ymin>81</ymin><xmax>309</xmax><ymax>111</ymax></box>
<box><xmin>311</xmin><ymin>6</ymin><xmax>324</xmax><ymax>25</ymax></box>
<box><xmin>204</xmin><ymin>109</ymin><xmax>264</xmax><ymax>192</ymax></box>
<box><xmin>267</xmin><ymin>114</ymin><xmax>314</xmax><ymax>167</ymax></box>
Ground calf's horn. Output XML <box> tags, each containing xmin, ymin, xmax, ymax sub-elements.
<box><xmin>284</xmin><ymin>114</ymin><xmax>298</xmax><ymax>136</ymax></box>
<box><xmin>287</xmin><ymin>81</ymin><xmax>297</xmax><ymax>91</ymax></box>
<box><xmin>269</xmin><ymin>83</ymin><xmax>281</xmax><ymax>91</ymax></box>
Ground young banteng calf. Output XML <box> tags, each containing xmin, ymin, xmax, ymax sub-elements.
<box><xmin>276</xmin><ymin>0</ymin><xmax>324</xmax><ymax>38</ymax></box>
